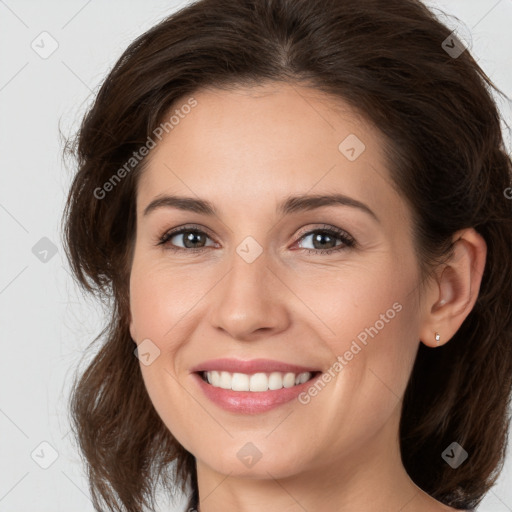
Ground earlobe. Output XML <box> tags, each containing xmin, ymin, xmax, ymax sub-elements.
<box><xmin>420</xmin><ymin>228</ymin><xmax>487</xmax><ymax>348</ymax></box>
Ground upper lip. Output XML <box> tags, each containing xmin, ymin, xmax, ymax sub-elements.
<box><xmin>190</xmin><ymin>358</ymin><xmax>321</xmax><ymax>374</ymax></box>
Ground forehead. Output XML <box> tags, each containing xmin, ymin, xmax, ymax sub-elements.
<box><xmin>137</xmin><ymin>83</ymin><xmax>407</xmax><ymax>226</ymax></box>
<box><xmin>144</xmin><ymin>82</ymin><xmax>381</xmax><ymax>167</ymax></box>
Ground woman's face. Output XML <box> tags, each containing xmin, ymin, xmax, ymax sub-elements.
<box><xmin>129</xmin><ymin>83</ymin><xmax>428</xmax><ymax>481</ymax></box>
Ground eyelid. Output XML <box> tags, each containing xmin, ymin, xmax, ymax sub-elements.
<box><xmin>293</xmin><ymin>224</ymin><xmax>356</xmax><ymax>247</ymax></box>
<box><xmin>157</xmin><ymin>223</ymin><xmax>218</xmax><ymax>246</ymax></box>
<box><xmin>157</xmin><ymin>223</ymin><xmax>356</xmax><ymax>253</ymax></box>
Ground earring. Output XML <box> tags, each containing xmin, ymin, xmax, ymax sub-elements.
<box><xmin>435</xmin><ymin>332</ymin><xmax>440</xmax><ymax>346</ymax></box>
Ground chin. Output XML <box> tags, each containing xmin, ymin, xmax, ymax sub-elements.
<box><xmin>194</xmin><ymin>437</ymin><xmax>314</xmax><ymax>479</ymax></box>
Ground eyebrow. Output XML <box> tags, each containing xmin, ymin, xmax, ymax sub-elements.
<box><xmin>143</xmin><ymin>193</ymin><xmax>379</xmax><ymax>222</ymax></box>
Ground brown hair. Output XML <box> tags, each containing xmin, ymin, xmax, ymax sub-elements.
<box><xmin>61</xmin><ymin>0</ymin><xmax>512</xmax><ymax>510</ymax></box>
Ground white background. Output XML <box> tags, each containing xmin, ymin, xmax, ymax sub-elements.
<box><xmin>0</xmin><ymin>1</ymin><xmax>511</xmax><ymax>511</ymax></box>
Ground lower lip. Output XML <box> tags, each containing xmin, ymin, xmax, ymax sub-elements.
<box><xmin>192</xmin><ymin>372</ymin><xmax>321</xmax><ymax>414</ymax></box>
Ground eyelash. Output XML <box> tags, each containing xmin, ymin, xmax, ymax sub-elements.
<box><xmin>156</xmin><ymin>223</ymin><xmax>356</xmax><ymax>255</ymax></box>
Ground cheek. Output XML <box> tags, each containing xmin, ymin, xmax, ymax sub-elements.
<box><xmin>311</xmin><ymin>255</ymin><xmax>418</xmax><ymax>350</ymax></box>
<box><xmin>129</xmin><ymin>256</ymin><xmax>200</xmax><ymax>342</ymax></box>
<box><xmin>308</xmin><ymin>269</ymin><xmax>421</xmax><ymax>456</ymax></box>
<box><xmin>129</xmin><ymin>270</ymin><xmax>169</xmax><ymax>341</ymax></box>
<box><xmin>318</xmin><ymin>256</ymin><xmax>421</xmax><ymax>400</ymax></box>
<box><xmin>129</xmin><ymin>261</ymin><xmax>200</xmax><ymax>449</ymax></box>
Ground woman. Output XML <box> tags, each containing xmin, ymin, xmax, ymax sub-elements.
<box><xmin>62</xmin><ymin>0</ymin><xmax>512</xmax><ymax>511</ymax></box>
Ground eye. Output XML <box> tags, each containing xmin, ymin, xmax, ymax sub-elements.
<box><xmin>157</xmin><ymin>223</ymin><xmax>356</xmax><ymax>255</ymax></box>
<box><xmin>157</xmin><ymin>224</ymin><xmax>217</xmax><ymax>253</ymax></box>
<box><xmin>294</xmin><ymin>225</ymin><xmax>356</xmax><ymax>254</ymax></box>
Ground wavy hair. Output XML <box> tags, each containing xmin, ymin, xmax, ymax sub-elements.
<box><xmin>61</xmin><ymin>0</ymin><xmax>512</xmax><ymax>510</ymax></box>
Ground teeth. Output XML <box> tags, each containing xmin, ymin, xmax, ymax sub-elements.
<box><xmin>204</xmin><ymin>370</ymin><xmax>313</xmax><ymax>392</ymax></box>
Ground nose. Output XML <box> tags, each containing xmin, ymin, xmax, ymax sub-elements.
<box><xmin>208</xmin><ymin>248</ymin><xmax>291</xmax><ymax>342</ymax></box>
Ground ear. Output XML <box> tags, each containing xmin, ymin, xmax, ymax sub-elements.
<box><xmin>419</xmin><ymin>228</ymin><xmax>487</xmax><ymax>348</ymax></box>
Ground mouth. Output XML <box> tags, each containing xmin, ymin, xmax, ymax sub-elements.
<box><xmin>190</xmin><ymin>358</ymin><xmax>323</xmax><ymax>413</ymax></box>
<box><xmin>197</xmin><ymin>370</ymin><xmax>321</xmax><ymax>392</ymax></box>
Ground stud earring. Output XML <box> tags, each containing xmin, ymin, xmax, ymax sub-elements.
<box><xmin>435</xmin><ymin>332</ymin><xmax>440</xmax><ymax>346</ymax></box>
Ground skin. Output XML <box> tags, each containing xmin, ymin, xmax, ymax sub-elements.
<box><xmin>128</xmin><ymin>82</ymin><xmax>486</xmax><ymax>512</ymax></box>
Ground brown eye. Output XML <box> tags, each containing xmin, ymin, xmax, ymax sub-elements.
<box><xmin>158</xmin><ymin>225</ymin><xmax>217</xmax><ymax>253</ymax></box>
<box><xmin>166</xmin><ymin>230</ymin><xmax>208</xmax><ymax>249</ymax></box>
<box><xmin>295</xmin><ymin>226</ymin><xmax>356</xmax><ymax>254</ymax></box>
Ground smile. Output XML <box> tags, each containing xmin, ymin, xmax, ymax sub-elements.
<box><xmin>200</xmin><ymin>370</ymin><xmax>315</xmax><ymax>391</ymax></box>
<box><xmin>190</xmin><ymin>358</ymin><xmax>323</xmax><ymax>414</ymax></box>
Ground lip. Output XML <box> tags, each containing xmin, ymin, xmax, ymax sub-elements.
<box><xmin>192</xmin><ymin>372</ymin><xmax>321</xmax><ymax>414</ymax></box>
<box><xmin>189</xmin><ymin>357</ymin><xmax>320</xmax><ymax>374</ymax></box>
<box><xmin>189</xmin><ymin>358</ymin><xmax>322</xmax><ymax>414</ymax></box>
